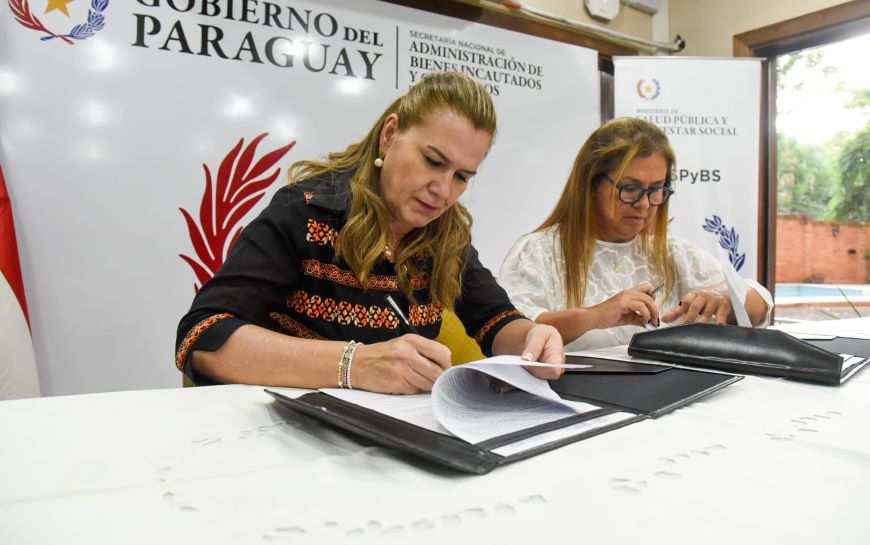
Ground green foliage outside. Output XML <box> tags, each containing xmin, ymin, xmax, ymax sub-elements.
<box><xmin>835</xmin><ymin>90</ymin><xmax>870</xmax><ymax>221</ymax></box>
<box><xmin>776</xmin><ymin>134</ymin><xmax>838</xmax><ymax>217</ymax></box>
<box><xmin>776</xmin><ymin>50</ymin><xmax>869</xmax><ymax>223</ymax></box>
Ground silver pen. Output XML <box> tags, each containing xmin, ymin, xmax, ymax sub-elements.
<box><xmin>384</xmin><ymin>294</ymin><xmax>419</xmax><ymax>335</ymax></box>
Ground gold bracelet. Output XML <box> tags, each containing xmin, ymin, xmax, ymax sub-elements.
<box><xmin>337</xmin><ymin>341</ymin><xmax>359</xmax><ymax>389</ymax></box>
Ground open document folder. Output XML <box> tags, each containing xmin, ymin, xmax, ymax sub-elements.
<box><xmin>266</xmin><ymin>355</ymin><xmax>740</xmax><ymax>474</ymax></box>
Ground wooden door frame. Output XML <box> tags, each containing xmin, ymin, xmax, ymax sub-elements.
<box><xmin>733</xmin><ymin>0</ymin><xmax>870</xmax><ymax>290</ymax></box>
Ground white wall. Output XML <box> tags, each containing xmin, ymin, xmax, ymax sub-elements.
<box><xmin>670</xmin><ymin>0</ymin><xmax>849</xmax><ymax>57</ymax></box>
<box><xmin>476</xmin><ymin>0</ymin><xmax>854</xmax><ymax>57</ymax></box>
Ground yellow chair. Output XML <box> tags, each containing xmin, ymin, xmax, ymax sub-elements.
<box><xmin>436</xmin><ymin>309</ymin><xmax>485</xmax><ymax>365</ymax></box>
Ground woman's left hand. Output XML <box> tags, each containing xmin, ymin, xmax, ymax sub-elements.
<box><xmin>662</xmin><ymin>288</ymin><xmax>732</xmax><ymax>325</ymax></box>
<box><xmin>520</xmin><ymin>324</ymin><xmax>565</xmax><ymax>380</ymax></box>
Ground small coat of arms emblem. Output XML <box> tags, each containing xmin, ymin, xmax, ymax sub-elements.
<box><xmin>636</xmin><ymin>78</ymin><xmax>661</xmax><ymax>100</ymax></box>
<box><xmin>9</xmin><ymin>0</ymin><xmax>109</xmax><ymax>44</ymax></box>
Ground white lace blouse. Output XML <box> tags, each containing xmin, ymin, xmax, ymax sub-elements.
<box><xmin>497</xmin><ymin>226</ymin><xmax>773</xmax><ymax>351</ymax></box>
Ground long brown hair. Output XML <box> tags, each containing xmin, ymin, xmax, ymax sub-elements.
<box><xmin>288</xmin><ymin>72</ymin><xmax>497</xmax><ymax>310</ymax></box>
<box><xmin>538</xmin><ymin>117</ymin><xmax>676</xmax><ymax>307</ymax></box>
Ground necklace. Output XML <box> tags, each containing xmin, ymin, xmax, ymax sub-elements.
<box><xmin>611</xmin><ymin>252</ymin><xmax>623</xmax><ymax>273</ymax></box>
<box><xmin>383</xmin><ymin>241</ymin><xmax>396</xmax><ymax>261</ymax></box>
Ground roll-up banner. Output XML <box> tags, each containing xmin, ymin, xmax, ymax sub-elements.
<box><xmin>0</xmin><ymin>0</ymin><xmax>599</xmax><ymax>395</ymax></box>
<box><xmin>613</xmin><ymin>57</ymin><xmax>762</xmax><ymax>279</ymax></box>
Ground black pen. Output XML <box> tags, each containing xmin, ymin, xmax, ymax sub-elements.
<box><xmin>384</xmin><ymin>293</ymin><xmax>419</xmax><ymax>335</ymax></box>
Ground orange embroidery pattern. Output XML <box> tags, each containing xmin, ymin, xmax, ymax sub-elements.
<box><xmin>175</xmin><ymin>313</ymin><xmax>234</xmax><ymax>371</ymax></box>
<box><xmin>474</xmin><ymin>309</ymin><xmax>524</xmax><ymax>344</ymax></box>
<box><xmin>270</xmin><ymin>312</ymin><xmax>324</xmax><ymax>339</ymax></box>
<box><xmin>303</xmin><ymin>191</ymin><xmax>314</xmax><ymax>204</ymax></box>
<box><xmin>408</xmin><ymin>276</ymin><xmax>430</xmax><ymax>290</ymax></box>
<box><xmin>285</xmin><ymin>290</ymin><xmax>400</xmax><ymax>329</ymax></box>
<box><xmin>300</xmin><ymin>259</ymin><xmax>431</xmax><ymax>291</ymax></box>
<box><xmin>409</xmin><ymin>302</ymin><xmax>444</xmax><ymax>327</ymax></box>
<box><xmin>306</xmin><ymin>219</ymin><xmax>336</xmax><ymax>246</ymax></box>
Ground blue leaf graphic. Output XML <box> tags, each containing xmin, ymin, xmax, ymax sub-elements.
<box><xmin>58</xmin><ymin>0</ymin><xmax>108</xmax><ymax>42</ymax></box>
<box><xmin>703</xmin><ymin>215</ymin><xmax>746</xmax><ymax>272</ymax></box>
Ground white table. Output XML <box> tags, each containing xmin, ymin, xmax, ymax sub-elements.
<box><xmin>2</xmin><ymin>319</ymin><xmax>869</xmax><ymax>544</ymax></box>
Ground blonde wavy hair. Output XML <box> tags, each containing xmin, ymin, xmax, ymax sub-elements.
<box><xmin>538</xmin><ymin>117</ymin><xmax>676</xmax><ymax>308</ymax></box>
<box><xmin>288</xmin><ymin>71</ymin><xmax>497</xmax><ymax>310</ymax></box>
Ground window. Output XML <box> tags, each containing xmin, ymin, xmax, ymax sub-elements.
<box><xmin>735</xmin><ymin>4</ymin><xmax>870</xmax><ymax>323</ymax></box>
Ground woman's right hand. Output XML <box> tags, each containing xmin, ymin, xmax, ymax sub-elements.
<box><xmin>350</xmin><ymin>334</ymin><xmax>452</xmax><ymax>394</ymax></box>
<box><xmin>588</xmin><ymin>282</ymin><xmax>659</xmax><ymax>330</ymax></box>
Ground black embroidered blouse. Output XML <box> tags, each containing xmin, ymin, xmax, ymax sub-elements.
<box><xmin>175</xmin><ymin>171</ymin><xmax>524</xmax><ymax>383</ymax></box>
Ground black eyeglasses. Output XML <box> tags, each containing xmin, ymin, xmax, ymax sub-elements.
<box><xmin>602</xmin><ymin>174</ymin><xmax>673</xmax><ymax>206</ymax></box>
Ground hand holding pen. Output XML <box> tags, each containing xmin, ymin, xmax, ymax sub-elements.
<box><xmin>644</xmin><ymin>283</ymin><xmax>664</xmax><ymax>330</ymax></box>
<box><xmin>589</xmin><ymin>281</ymin><xmax>661</xmax><ymax>330</ymax></box>
<box><xmin>338</xmin><ymin>293</ymin><xmax>451</xmax><ymax>394</ymax></box>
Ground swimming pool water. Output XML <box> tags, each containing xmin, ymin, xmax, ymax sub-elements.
<box><xmin>776</xmin><ymin>285</ymin><xmax>864</xmax><ymax>297</ymax></box>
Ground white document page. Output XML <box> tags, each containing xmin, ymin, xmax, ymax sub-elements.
<box><xmin>321</xmin><ymin>389</ymin><xmax>449</xmax><ymax>435</ymax></box>
<box><xmin>458</xmin><ymin>354</ymin><xmax>591</xmax><ymax>370</ymax></box>
<box><xmin>772</xmin><ymin>320</ymin><xmax>870</xmax><ymax>340</ymax></box>
<box><xmin>781</xmin><ymin>332</ymin><xmax>837</xmax><ymax>340</ymax></box>
<box><xmin>431</xmin><ymin>360</ymin><xmax>599</xmax><ymax>445</ymax></box>
<box><xmin>324</xmin><ymin>356</ymin><xmax>602</xmax><ymax>446</ymax></box>
<box><xmin>492</xmin><ymin>411</ymin><xmax>637</xmax><ymax>457</ymax></box>
<box><xmin>718</xmin><ymin>248</ymin><xmax>752</xmax><ymax>327</ymax></box>
<box><xmin>840</xmin><ymin>355</ymin><xmax>870</xmax><ymax>383</ymax></box>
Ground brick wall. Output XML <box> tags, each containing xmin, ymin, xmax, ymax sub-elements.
<box><xmin>776</xmin><ymin>216</ymin><xmax>870</xmax><ymax>284</ymax></box>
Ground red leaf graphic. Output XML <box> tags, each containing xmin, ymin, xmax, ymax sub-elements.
<box><xmin>217</xmin><ymin>138</ymin><xmax>244</xmax><ymax>210</ymax></box>
<box><xmin>179</xmin><ymin>208</ymin><xmax>216</xmax><ymax>273</ymax></box>
<box><xmin>224</xmin><ymin>172</ymin><xmax>280</xmax><ymax>226</ymax></box>
<box><xmin>229</xmin><ymin>133</ymin><xmax>268</xmax><ymax>198</ymax></box>
<box><xmin>197</xmin><ymin>166</ymin><xmax>216</xmax><ymax>261</ymax></box>
<box><xmin>222</xmin><ymin>195</ymin><xmax>265</xmax><ymax>234</ymax></box>
<box><xmin>179</xmin><ymin>134</ymin><xmax>297</xmax><ymax>290</ymax></box>
<box><xmin>243</xmin><ymin>140</ymin><xmax>297</xmax><ymax>187</ymax></box>
<box><xmin>9</xmin><ymin>0</ymin><xmax>74</xmax><ymax>44</ymax></box>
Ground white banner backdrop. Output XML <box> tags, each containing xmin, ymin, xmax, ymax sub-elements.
<box><xmin>0</xmin><ymin>0</ymin><xmax>599</xmax><ymax>396</ymax></box>
<box><xmin>614</xmin><ymin>57</ymin><xmax>761</xmax><ymax>278</ymax></box>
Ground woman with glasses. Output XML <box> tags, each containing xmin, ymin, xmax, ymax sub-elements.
<box><xmin>497</xmin><ymin>117</ymin><xmax>772</xmax><ymax>351</ymax></box>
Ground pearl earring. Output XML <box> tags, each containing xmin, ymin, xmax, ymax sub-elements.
<box><xmin>374</xmin><ymin>157</ymin><xmax>384</xmax><ymax>168</ymax></box>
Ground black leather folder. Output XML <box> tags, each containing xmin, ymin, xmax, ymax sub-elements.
<box><xmin>550</xmin><ymin>363</ymin><xmax>739</xmax><ymax>417</ymax></box>
<box><xmin>627</xmin><ymin>323</ymin><xmax>870</xmax><ymax>385</ymax></box>
<box><xmin>265</xmin><ymin>364</ymin><xmax>739</xmax><ymax>475</ymax></box>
